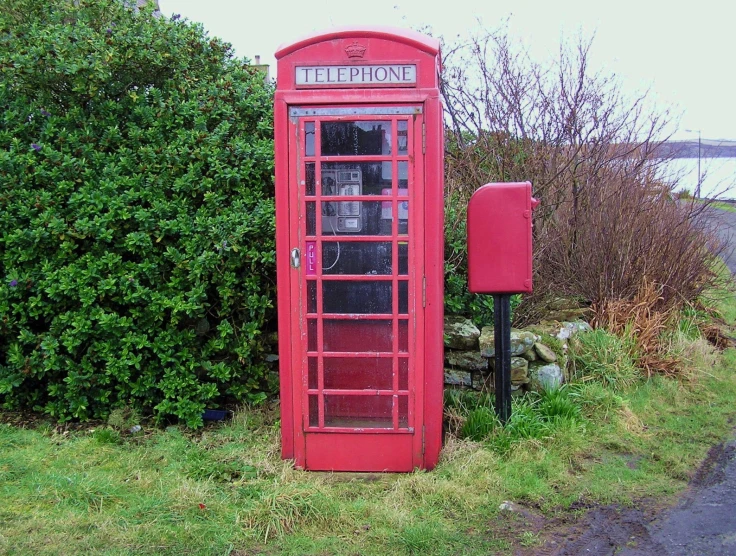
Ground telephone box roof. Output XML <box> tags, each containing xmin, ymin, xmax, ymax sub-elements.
<box><xmin>275</xmin><ymin>26</ymin><xmax>440</xmax><ymax>60</ymax></box>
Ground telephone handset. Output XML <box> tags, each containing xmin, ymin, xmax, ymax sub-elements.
<box><xmin>322</xmin><ymin>169</ymin><xmax>363</xmax><ymax>233</ymax></box>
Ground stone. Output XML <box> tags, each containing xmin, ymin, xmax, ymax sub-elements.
<box><xmin>521</xmin><ymin>348</ymin><xmax>538</xmax><ymax>362</ymax></box>
<box><xmin>525</xmin><ymin>323</ymin><xmax>558</xmax><ymax>338</ymax></box>
<box><xmin>490</xmin><ymin>357</ymin><xmax>529</xmax><ymax>384</ymax></box>
<box><xmin>534</xmin><ymin>342</ymin><xmax>557</xmax><ymax>363</ymax></box>
<box><xmin>470</xmin><ymin>374</ymin><xmax>526</xmax><ymax>392</ymax></box>
<box><xmin>472</xmin><ymin>373</ymin><xmax>490</xmax><ymax>391</ymax></box>
<box><xmin>527</xmin><ymin>320</ymin><xmax>592</xmax><ymax>342</ymax></box>
<box><xmin>444</xmin><ymin>368</ymin><xmax>473</xmax><ymax>387</ymax></box>
<box><xmin>444</xmin><ymin>316</ymin><xmax>481</xmax><ymax>350</ymax></box>
<box><xmin>528</xmin><ymin>362</ymin><xmax>564</xmax><ymax>391</ymax></box>
<box><xmin>571</xmin><ymin>321</ymin><xmax>593</xmax><ymax>333</ymax></box>
<box><xmin>479</xmin><ymin>327</ymin><xmax>537</xmax><ymax>358</ymax></box>
<box><xmin>544</xmin><ymin>307</ymin><xmax>594</xmax><ymax>323</ymax></box>
<box><xmin>513</xmin><ymin>365</ymin><xmax>529</xmax><ymax>384</ymax></box>
<box><xmin>445</xmin><ymin>350</ymin><xmax>489</xmax><ymax>372</ymax></box>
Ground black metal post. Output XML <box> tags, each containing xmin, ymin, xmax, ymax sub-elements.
<box><xmin>493</xmin><ymin>294</ymin><xmax>512</xmax><ymax>424</ymax></box>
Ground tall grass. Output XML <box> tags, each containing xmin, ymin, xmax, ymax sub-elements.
<box><xmin>569</xmin><ymin>328</ymin><xmax>639</xmax><ymax>388</ymax></box>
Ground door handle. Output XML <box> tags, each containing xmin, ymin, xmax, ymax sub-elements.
<box><xmin>291</xmin><ymin>248</ymin><xmax>301</xmax><ymax>268</ymax></box>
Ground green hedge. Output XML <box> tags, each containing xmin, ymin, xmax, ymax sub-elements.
<box><xmin>0</xmin><ymin>0</ymin><xmax>276</xmax><ymax>426</ymax></box>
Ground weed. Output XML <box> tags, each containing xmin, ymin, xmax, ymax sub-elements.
<box><xmin>460</xmin><ymin>407</ymin><xmax>498</xmax><ymax>441</ymax></box>
<box><xmin>676</xmin><ymin>306</ymin><xmax>705</xmax><ymax>341</ymax></box>
<box><xmin>519</xmin><ymin>530</ymin><xmax>542</xmax><ymax>547</ymax></box>
<box><xmin>538</xmin><ymin>388</ymin><xmax>582</xmax><ymax>422</ymax></box>
<box><xmin>570</xmin><ymin>328</ymin><xmax>639</xmax><ymax>388</ymax></box>
<box><xmin>246</xmin><ymin>486</ymin><xmax>329</xmax><ymax>542</ymax></box>
<box><xmin>92</xmin><ymin>428</ymin><xmax>121</xmax><ymax>445</ymax></box>
<box><xmin>107</xmin><ymin>406</ymin><xmax>142</xmax><ymax>431</ymax></box>
<box><xmin>397</xmin><ymin>520</ymin><xmax>450</xmax><ymax>553</ymax></box>
<box><xmin>569</xmin><ymin>382</ymin><xmax>625</xmax><ymax>420</ymax></box>
<box><xmin>506</xmin><ymin>401</ymin><xmax>551</xmax><ymax>440</ymax></box>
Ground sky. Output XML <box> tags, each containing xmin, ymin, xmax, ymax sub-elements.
<box><xmin>159</xmin><ymin>0</ymin><xmax>736</xmax><ymax>141</ymax></box>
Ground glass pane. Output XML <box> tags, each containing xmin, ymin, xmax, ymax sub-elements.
<box><xmin>322</xmin><ymin>162</ymin><xmax>393</xmax><ymax>196</ymax></box>
<box><xmin>306</xmin><ymin>202</ymin><xmax>315</xmax><ymax>236</ymax></box>
<box><xmin>321</xmin><ymin>201</ymin><xmax>392</xmax><ymax>236</ymax></box>
<box><xmin>323</xmin><ymin>280</ymin><xmax>392</xmax><ymax>314</ymax></box>
<box><xmin>399</xmin><ymin>396</ymin><xmax>408</xmax><ymax>428</ymax></box>
<box><xmin>323</xmin><ymin>320</ymin><xmax>393</xmax><ymax>352</ymax></box>
<box><xmin>399</xmin><ymin>357</ymin><xmax>408</xmax><ymax>390</ymax></box>
<box><xmin>399</xmin><ymin>320</ymin><xmax>408</xmax><ymax>352</ymax></box>
<box><xmin>308</xmin><ymin>319</ymin><xmax>317</xmax><ymax>352</ymax></box>
<box><xmin>307</xmin><ymin>281</ymin><xmax>317</xmax><ymax>313</ymax></box>
<box><xmin>309</xmin><ymin>395</ymin><xmax>319</xmax><ymax>427</ymax></box>
<box><xmin>397</xmin><ymin>198</ymin><xmax>409</xmax><ymax>235</ymax></box>
<box><xmin>308</xmin><ymin>357</ymin><xmax>318</xmax><ymax>389</ymax></box>
<box><xmin>305</xmin><ymin>122</ymin><xmax>315</xmax><ymax>157</ymax></box>
<box><xmin>324</xmin><ymin>394</ymin><xmax>393</xmax><ymax>428</ymax></box>
<box><xmin>399</xmin><ymin>281</ymin><xmax>408</xmax><ymax>314</ymax></box>
<box><xmin>321</xmin><ymin>121</ymin><xmax>392</xmax><ymax>156</ymax></box>
<box><xmin>305</xmin><ymin>163</ymin><xmax>315</xmax><ymax>195</ymax></box>
<box><xmin>398</xmin><ymin>160</ymin><xmax>408</xmax><ymax>187</ymax></box>
<box><xmin>322</xmin><ymin>242</ymin><xmax>392</xmax><ymax>275</ymax></box>
<box><xmin>398</xmin><ymin>242</ymin><xmax>408</xmax><ymax>275</ymax></box>
<box><xmin>397</xmin><ymin>121</ymin><xmax>408</xmax><ymax>155</ymax></box>
<box><xmin>323</xmin><ymin>357</ymin><xmax>392</xmax><ymax>390</ymax></box>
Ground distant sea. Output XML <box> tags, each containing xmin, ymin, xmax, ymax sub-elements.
<box><xmin>663</xmin><ymin>157</ymin><xmax>736</xmax><ymax>199</ymax></box>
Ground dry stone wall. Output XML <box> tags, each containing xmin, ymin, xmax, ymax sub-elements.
<box><xmin>443</xmin><ymin>316</ymin><xmax>592</xmax><ymax>394</ymax></box>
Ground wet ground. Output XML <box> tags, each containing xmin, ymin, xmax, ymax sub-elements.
<box><xmin>509</xmin><ymin>205</ymin><xmax>736</xmax><ymax>555</ymax></box>
<box><xmin>490</xmin><ymin>428</ymin><xmax>736</xmax><ymax>555</ymax></box>
<box><xmin>551</xmin><ymin>436</ymin><xmax>736</xmax><ymax>555</ymax></box>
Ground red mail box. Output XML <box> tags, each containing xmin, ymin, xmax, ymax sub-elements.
<box><xmin>467</xmin><ymin>182</ymin><xmax>537</xmax><ymax>294</ymax></box>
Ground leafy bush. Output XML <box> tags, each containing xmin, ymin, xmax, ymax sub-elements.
<box><xmin>444</xmin><ymin>141</ymin><xmax>523</xmax><ymax>327</ymax></box>
<box><xmin>0</xmin><ymin>0</ymin><xmax>276</xmax><ymax>426</ymax></box>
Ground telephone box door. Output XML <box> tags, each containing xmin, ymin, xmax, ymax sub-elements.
<box><xmin>288</xmin><ymin>106</ymin><xmax>424</xmax><ymax>471</ymax></box>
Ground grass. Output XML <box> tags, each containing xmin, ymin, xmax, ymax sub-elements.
<box><xmin>569</xmin><ymin>328</ymin><xmax>640</xmax><ymax>389</ymax></box>
<box><xmin>1</xmin><ymin>287</ymin><xmax>736</xmax><ymax>554</ymax></box>
<box><xmin>705</xmin><ymin>199</ymin><xmax>736</xmax><ymax>213</ymax></box>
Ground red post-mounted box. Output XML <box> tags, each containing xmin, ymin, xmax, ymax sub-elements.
<box><xmin>467</xmin><ymin>182</ymin><xmax>537</xmax><ymax>294</ymax></box>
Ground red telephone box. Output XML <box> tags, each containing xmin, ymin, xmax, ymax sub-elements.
<box><xmin>274</xmin><ymin>27</ymin><xmax>444</xmax><ymax>472</ymax></box>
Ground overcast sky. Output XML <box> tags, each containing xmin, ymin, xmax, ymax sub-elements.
<box><xmin>160</xmin><ymin>0</ymin><xmax>736</xmax><ymax>141</ymax></box>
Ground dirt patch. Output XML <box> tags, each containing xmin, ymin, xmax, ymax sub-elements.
<box><xmin>498</xmin><ymin>434</ymin><xmax>736</xmax><ymax>555</ymax></box>
<box><xmin>690</xmin><ymin>441</ymin><xmax>736</xmax><ymax>488</ymax></box>
<box><xmin>542</xmin><ymin>505</ymin><xmax>665</xmax><ymax>555</ymax></box>
<box><xmin>495</xmin><ymin>500</ymin><xmax>668</xmax><ymax>556</ymax></box>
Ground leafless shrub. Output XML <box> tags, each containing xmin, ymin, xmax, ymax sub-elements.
<box><xmin>441</xmin><ymin>27</ymin><xmax>722</xmax><ymax>326</ymax></box>
<box><xmin>537</xmin><ymin>173</ymin><xmax>722</xmax><ymax>311</ymax></box>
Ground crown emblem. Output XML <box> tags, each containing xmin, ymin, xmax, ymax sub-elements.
<box><xmin>345</xmin><ymin>42</ymin><xmax>367</xmax><ymax>59</ymax></box>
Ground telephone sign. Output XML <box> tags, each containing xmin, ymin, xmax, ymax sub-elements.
<box><xmin>295</xmin><ymin>64</ymin><xmax>417</xmax><ymax>86</ymax></box>
<box><xmin>274</xmin><ymin>27</ymin><xmax>444</xmax><ymax>472</ymax></box>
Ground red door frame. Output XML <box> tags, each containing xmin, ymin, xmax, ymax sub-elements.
<box><xmin>288</xmin><ymin>108</ymin><xmax>423</xmax><ymax>472</ymax></box>
<box><xmin>274</xmin><ymin>27</ymin><xmax>443</xmax><ymax>471</ymax></box>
